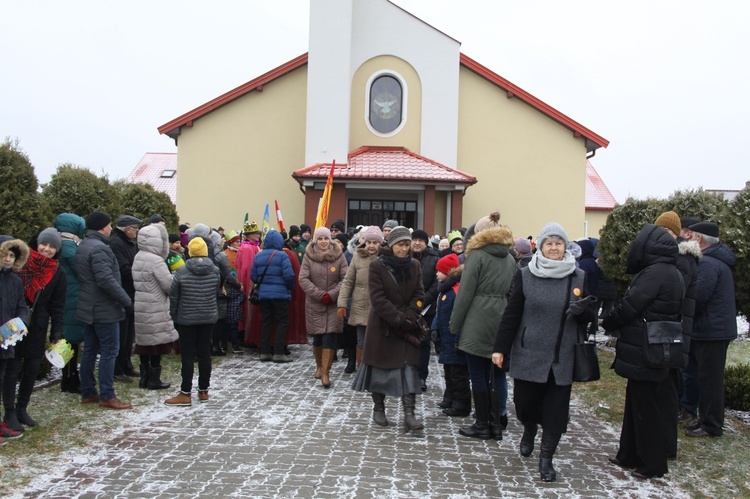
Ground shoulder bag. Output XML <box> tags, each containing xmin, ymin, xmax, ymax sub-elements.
<box><xmin>642</xmin><ymin>268</ymin><xmax>686</xmax><ymax>369</ymax></box>
<box><xmin>249</xmin><ymin>250</ymin><xmax>278</xmax><ymax>305</ymax></box>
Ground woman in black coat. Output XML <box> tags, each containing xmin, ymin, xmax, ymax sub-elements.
<box><xmin>602</xmin><ymin>223</ymin><xmax>683</xmax><ymax>479</ymax></box>
<box><xmin>3</xmin><ymin>228</ymin><xmax>66</xmax><ymax>430</ymax></box>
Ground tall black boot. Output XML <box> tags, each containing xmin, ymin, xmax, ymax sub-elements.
<box><xmin>147</xmin><ymin>367</ymin><xmax>170</xmax><ymax>390</ymax></box>
<box><xmin>488</xmin><ymin>386</ymin><xmax>505</xmax><ymax>440</ymax></box>
<box><xmin>344</xmin><ymin>348</ymin><xmax>356</xmax><ymax>374</ymax></box>
<box><xmin>459</xmin><ymin>391</ymin><xmax>491</xmax><ymax>440</ymax></box>
<box><xmin>372</xmin><ymin>392</ymin><xmax>388</xmax><ymax>426</ymax></box>
<box><xmin>402</xmin><ymin>393</ymin><xmax>424</xmax><ymax>431</ymax></box>
<box><xmin>139</xmin><ymin>363</ymin><xmax>149</xmax><ymax>389</ymax></box>
<box><xmin>520</xmin><ymin>423</ymin><xmax>538</xmax><ymax>457</ymax></box>
<box><xmin>539</xmin><ymin>431</ymin><xmax>562</xmax><ymax>482</ymax></box>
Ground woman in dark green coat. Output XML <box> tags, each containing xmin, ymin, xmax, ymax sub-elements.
<box><xmin>54</xmin><ymin>213</ymin><xmax>87</xmax><ymax>393</ymax></box>
<box><xmin>450</xmin><ymin>212</ymin><xmax>516</xmax><ymax>441</ymax></box>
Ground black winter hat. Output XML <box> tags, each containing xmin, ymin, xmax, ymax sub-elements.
<box><xmin>289</xmin><ymin>225</ymin><xmax>301</xmax><ymax>238</ymax></box>
<box><xmin>300</xmin><ymin>224</ymin><xmax>312</xmax><ymax>234</ymax></box>
<box><xmin>690</xmin><ymin>221</ymin><xmax>719</xmax><ymax>238</ymax></box>
<box><xmin>86</xmin><ymin>211</ymin><xmax>111</xmax><ymax>231</ymax></box>
<box><xmin>681</xmin><ymin>217</ymin><xmax>700</xmax><ymax>229</ymax></box>
<box><xmin>334</xmin><ymin>233</ymin><xmax>349</xmax><ymax>248</ymax></box>
<box><xmin>149</xmin><ymin>215</ymin><xmax>166</xmax><ymax>224</ymax></box>
<box><xmin>168</xmin><ymin>234</ymin><xmax>181</xmax><ymax>244</ymax></box>
<box><xmin>411</xmin><ymin>229</ymin><xmax>429</xmax><ymax>243</ymax></box>
<box><xmin>330</xmin><ymin>220</ymin><xmax>345</xmax><ymax>233</ymax></box>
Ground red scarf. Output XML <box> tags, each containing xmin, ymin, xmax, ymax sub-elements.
<box><xmin>17</xmin><ymin>249</ymin><xmax>59</xmax><ymax>305</ymax></box>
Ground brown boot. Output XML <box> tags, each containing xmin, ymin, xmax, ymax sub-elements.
<box><xmin>164</xmin><ymin>391</ymin><xmax>192</xmax><ymax>406</ymax></box>
<box><xmin>356</xmin><ymin>347</ymin><xmax>363</xmax><ymax>368</ymax></box>
<box><xmin>313</xmin><ymin>346</ymin><xmax>323</xmax><ymax>379</ymax></box>
<box><xmin>321</xmin><ymin>348</ymin><xmax>335</xmax><ymax>388</ymax></box>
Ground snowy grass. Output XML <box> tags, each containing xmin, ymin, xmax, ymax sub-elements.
<box><xmin>575</xmin><ymin>324</ymin><xmax>750</xmax><ymax>497</ymax></box>
<box><xmin>0</xmin><ymin>352</ymin><xmax>189</xmax><ymax>496</ymax></box>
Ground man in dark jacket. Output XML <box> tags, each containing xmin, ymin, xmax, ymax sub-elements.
<box><xmin>576</xmin><ymin>238</ymin><xmax>603</xmax><ymax>336</ymax></box>
<box><xmin>411</xmin><ymin>229</ymin><xmax>439</xmax><ymax>391</ymax></box>
<box><xmin>75</xmin><ymin>211</ymin><xmax>133</xmax><ymax>410</ymax></box>
<box><xmin>685</xmin><ymin>222</ymin><xmax>737</xmax><ymax>438</ymax></box>
<box><xmin>109</xmin><ymin>215</ymin><xmax>141</xmax><ymax>381</ymax></box>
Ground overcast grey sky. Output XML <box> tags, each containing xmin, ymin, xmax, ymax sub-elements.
<box><xmin>2</xmin><ymin>0</ymin><xmax>748</xmax><ymax>203</ymax></box>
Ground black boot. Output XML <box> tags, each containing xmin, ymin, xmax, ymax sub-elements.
<box><xmin>139</xmin><ymin>363</ymin><xmax>149</xmax><ymax>389</ymax></box>
<box><xmin>459</xmin><ymin>391</ymin><xmax>491</xmax><ymax>440</ymax></box>
<box><xmin>344</xmin><ymin>349</ymin><xmax>356</xmax><ymax>374</ymax></box>
<box><xmin>539</xmin><ymin>431</ymin><xmax>562</xmax><ymax>482</ymax></box>
<box><xmin>402</xmin><ymin>393</ymin><xmax>424</xmax><ymax>431</ymax></box>
<box><xmin>488</xmin><ymin>388</ymin><xmax>505</xmax><ymax>440</ymax></box>
<box><xmin>147</xmin><ymin>367</ymin><xmax>171</xmax><ymax>390</ymax></box>
<box><xmin>372</xmin><ymin>392</ymin><xmax>388</xmax><ymax>426</ymax></box>
<box><xmin>520</xmin><ymin>423</ymin><xmax>538</xmax><ymax>457</ymax></box>
<box><xmin>16</xmin><ymin>406</ymin><xmax>37</xmax><ymax>427</ymax></box>
<box><xmin>3</xmin><ymin>408</ymin><xmax>24</xmax><ymax>432</ymax></box>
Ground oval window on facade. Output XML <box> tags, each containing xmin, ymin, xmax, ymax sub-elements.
<box><xmin>369</xmin><ymin>75</ymin><xmax>402</xmax><ymax>134</ymax></box>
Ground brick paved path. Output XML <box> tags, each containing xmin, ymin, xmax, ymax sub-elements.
<box><xmin>18</xmin><ymin>347</ymin><xmax>686</xmax><ymax>498</ymax></box>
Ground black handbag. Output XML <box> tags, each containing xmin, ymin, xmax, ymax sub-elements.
<box><xmin>249</xmin><ymin>250</ymin><xmax>278</xmax><ymax>305</ymax></box>
<box><xmin>414</xmin><ymin>315</ymin><xmax>431</xmax><ymax>342</ymax></box>
<box><xmin>573</xmin><ymin>327</ymin><xmax>600</xmax><ymax>382</ymax></box>
<box><xmin>642</xmin><ymin>268</ymin><xmax>686</xmax><ymax>369</ymax></box>
<box><xmin>643</xmin><ymin>320</ymin><xmax>684</xmax><ymax>369</ymax></box>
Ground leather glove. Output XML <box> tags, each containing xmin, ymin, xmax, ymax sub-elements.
<box><xmin>404</xmin><ymin>334</ymin><xmax>421</xmax><ymax>347</ymax></box>
<box><xmin>566</xmin><ymin>295</ymin><xmax>597</xmax><ymax>316</ymax></box>
<box><xmin>321</xmin><ymin>293</ymin><xmax>332</xmax><ymax>305</ymax></box>
<box><xmin>337</xmin><ymin>307</ymin><xmax>347</xmax><ymax>318</ymax></box>
<box><xmin>402</xmin><ymin>318</ymin><xmax>417</xmax><ymax>331</ymax></box>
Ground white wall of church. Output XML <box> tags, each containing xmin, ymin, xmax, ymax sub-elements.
<box><xmin>307</xmin><ymin>0</ymin><xmax>461</xmax><ymax>167</ymax></box>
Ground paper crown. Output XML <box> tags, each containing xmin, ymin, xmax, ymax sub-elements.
<box><xmin>243</xmin><ymin>221</ymin><xmax>260</xmax><ymax>234</ymax></box>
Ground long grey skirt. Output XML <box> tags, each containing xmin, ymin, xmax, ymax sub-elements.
<box><xmin>351</xmin><ymin>363</ymin><xmax>420</xmax><ymax>397</ymax></box>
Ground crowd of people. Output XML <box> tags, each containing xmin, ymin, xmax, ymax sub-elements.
<box><xmin>0</xmin><ymin>208</ymin><xmax>738</xmax><ymax>485</ymax></box>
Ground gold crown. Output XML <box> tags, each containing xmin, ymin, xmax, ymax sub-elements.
<box><xmin>243</xmin><ymin>221</ymin><xmax>260</xmax><ymax>233</ymax></box>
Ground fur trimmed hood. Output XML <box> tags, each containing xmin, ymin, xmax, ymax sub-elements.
<box><xmin>0</xmin><ymin>237</ymin><xmax>30</xmax><ymax>271</ymax></box>
<box><xmin>305</xmin><ymin>239</ymin><xmax>344</xmax><ymax>263</ymax></box>
<box><xmin>447</xmin><ymin>264</ymin><xmax>464</xmax><ymax>280</ymax></box>
<box><xmin>465</xmin><ymin>226</ymin><xmax>514</xmax><ymax>255</ymax></box>
<box><xmin>678</xmin><ymin>239</ymin><xmax>702</xmax><ymax>261</ymax></box>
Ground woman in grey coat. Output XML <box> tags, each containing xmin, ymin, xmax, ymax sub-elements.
<box><xmin>493</xmin><ymin>222</ymin><xmax>593</xmax><ymax>483</ymax></box>
<box><xmin>132</xmin><ymin>224</ymin><xmax>177</xmax><ymax>390</ymax></box>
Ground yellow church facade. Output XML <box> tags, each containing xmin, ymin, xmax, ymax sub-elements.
<box><xmin>158</xmin><ymin>0</ymin><xmax>611</xmax><ymax>240</ymax></box>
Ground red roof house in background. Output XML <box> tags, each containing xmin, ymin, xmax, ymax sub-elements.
<box><xmin>585</xmin><ymin>160</ymin><xmax>617</xmax><ymax>210</ymax></box>
<box><xmin>126</xmin><ymin>153</ymin><xmax>177</xmax><ymax>204</ymax></box>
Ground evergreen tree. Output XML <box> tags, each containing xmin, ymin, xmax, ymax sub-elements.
<box><xmin>115</xmin><ymin>181</ymin><xmax>179</xmax><ymax>233</ymax></box>
<box><xmin>597</xmin><ymin>197</ymin><xmax>668</xmax><ymax>290</ymax></box>
<box><xmin>723</xmin><ymin>184</ymin><xmax>750</xmax><ymax>318</ymax></box>
<box><xmin>0</xmin><ymin>138</ymin><xmax>51</xmax><ymax>240</ymax></box>
<box><xmin>664</xmin><ymin>188</ymin><xmax>730</xmax><ymax>226</ymax></box>
<box><xmin>41</xmin><ymin>164</ymin><xmax>122</xmax><ymax>221</ymax></box>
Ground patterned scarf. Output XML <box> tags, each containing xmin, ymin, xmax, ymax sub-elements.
<box><xmin>17</xmin><ymin>249</ymin><xmax>59</xmax><ymax>305</ymax></box>
<box><xmin>528</xmin><ymin>251</ymin><xmax>576</xmax><ymax>279</ymax></box>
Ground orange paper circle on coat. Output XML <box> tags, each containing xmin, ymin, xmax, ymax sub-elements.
<box><xmin>330</xmin><ymin>267</ymin><xmax>336</xmax><ymax>272</ymax></box>
<box><xmin>573</xmin><ymin>288</ymin><xmax>582</xmax><ymax>297</ymax></box>
<box><xmin>416</xmin><ymin>300</ymin><xmax>423</xmax><ymax>308</ymax></box>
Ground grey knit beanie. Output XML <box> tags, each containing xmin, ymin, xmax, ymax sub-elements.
<box><xmin>191</xmin><ymin>223</ymin><xmax>211</xmax><ymax>238</ymax></box>
<box><xmin>37</xmin><ymin>227</ymin><xmax>62</xmax><ymax>253</ymax></box>
<box><xmin>538</xmin><ymin>222</ymin><xmax>569</xmax><ymax>247</ymax></box>
<box><xmin>386</xmin><ymin>226</ymin><xmax>412</xmax><ymax>248</ymax></box>
<box><xmin>382</xmin><ymin>219</ymin><xmax>399</xmax><ymax>230</ymax></box>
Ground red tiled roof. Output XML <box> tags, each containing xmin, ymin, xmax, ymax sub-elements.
<box><xmin>126</xmin><ymin>153</ymin><xmax>177</xmax><ymax>203</ymax></box>
<box><xmin>158</xmin><ymin>53</ymin><xmax>609</xmax><ymax>153</ymax></box>
<box><xmin>585</xmin><ymin>160</ymin><xmax>617</xmax><ymax>210</ymax></box>
<box><xmin>292</xmin><ymin>146</ymin><xmax>477</xmax><ymax>184</ymax></box>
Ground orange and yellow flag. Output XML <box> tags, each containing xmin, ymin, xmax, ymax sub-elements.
<box><xmin>314</xmin><ymin>160</ymin><xmax>335</xmax><ymax>230</ymax></box>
